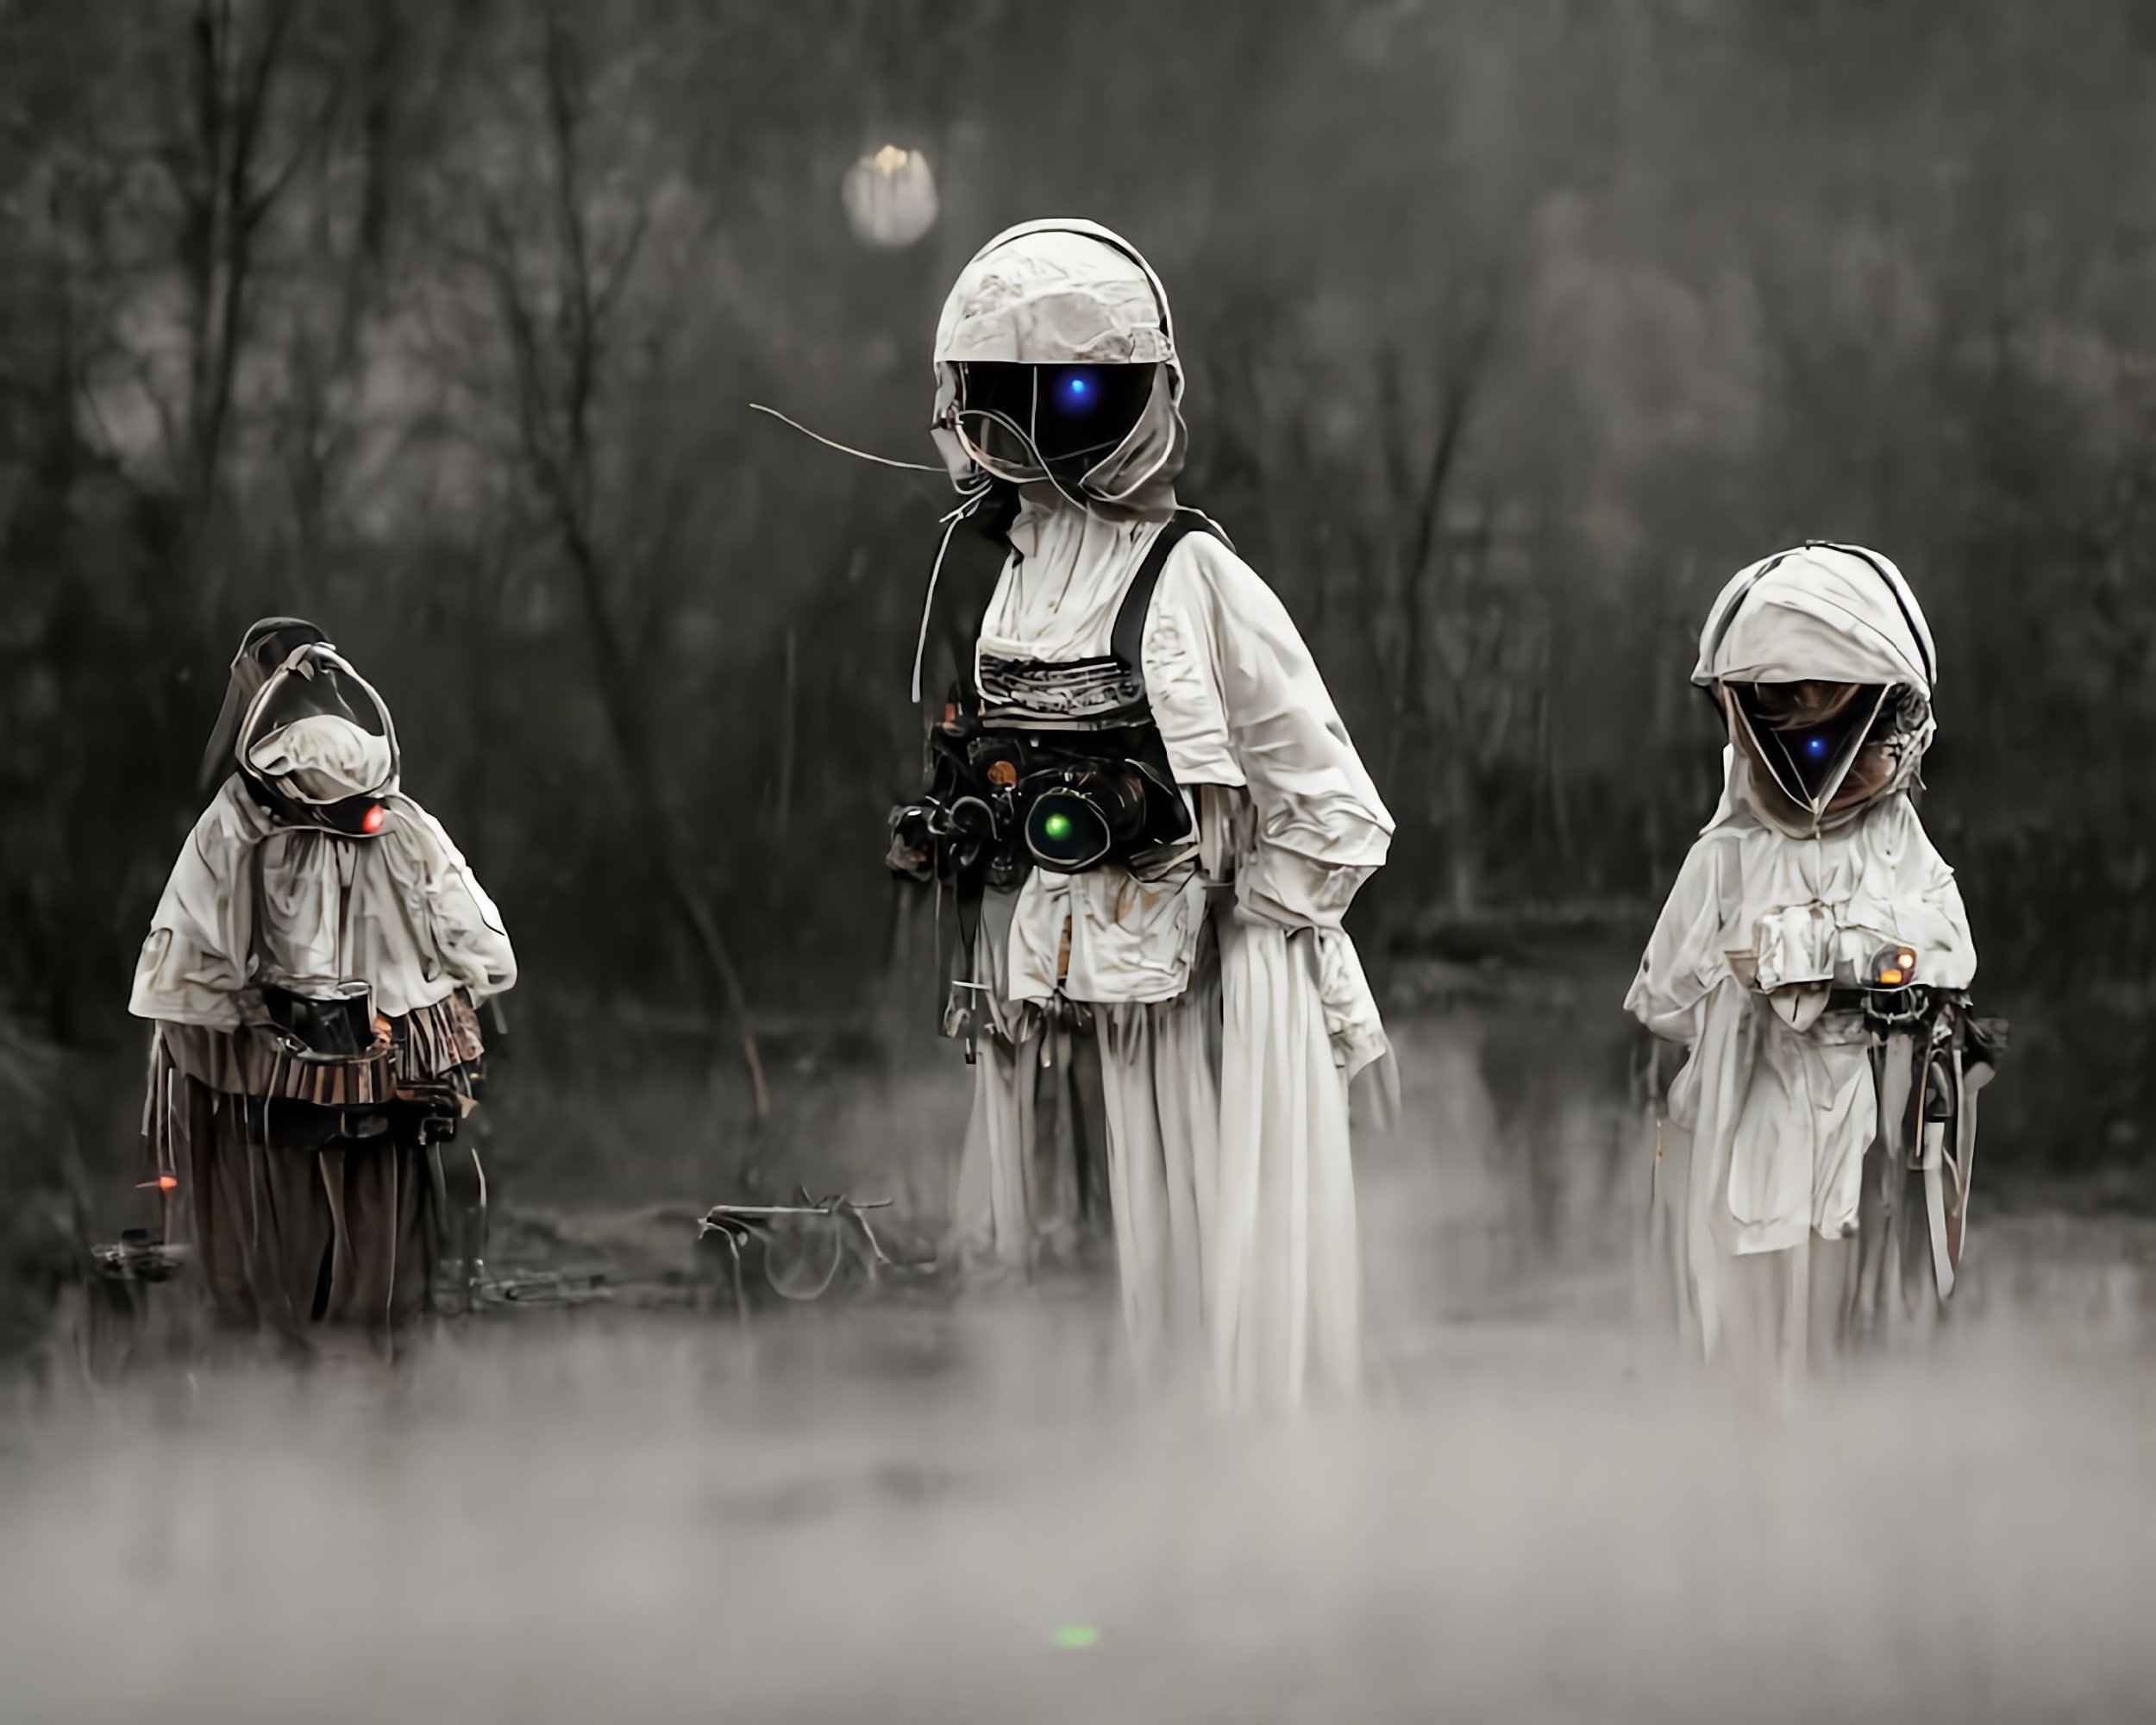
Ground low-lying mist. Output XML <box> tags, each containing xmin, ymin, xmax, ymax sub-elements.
<box><xmin>3</xmin><ymin>1013</ymin><xmax>2149</xmax><ymax>1724</ymax></box>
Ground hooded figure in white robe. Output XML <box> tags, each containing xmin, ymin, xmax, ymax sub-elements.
<box><xmin>130</xmin><ymin>620</ymin><xmax>516</xmax><ymax>1332</ymax></box>
<box><xmin>891</xmin><ymin>221</ymin><xmax>1395</xmax><ymax>1410</ymax></box>
<box><xmin>1627</xmin><ymin>544</ymin><xmax>1986</xmax><ymax>1389</ymax></box>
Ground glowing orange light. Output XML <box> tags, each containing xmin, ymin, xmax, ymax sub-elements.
<box><xmin>843</xmin><ymin>145</ymin><xmax>938</xmax><ymax>249</ymax></box>
<box><xmin>1878</xmin><ymin>969</ymin><xmax>1904</xmax><ymax>986</ymax></box>
<box><xmin>360</xmin><ymin>803</ymin><xmax>386</xmax><ymax>834</ymax></box>
<box><xmin>159</xmin><ymin>1175</ymin><xmax>179</xmax><ymax>1191</ymax></box>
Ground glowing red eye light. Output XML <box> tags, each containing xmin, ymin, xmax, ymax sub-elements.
<box><xmin>360</xmin><ymin>803</ymin><xmax>386</xmax><ymax>834</ymax></box>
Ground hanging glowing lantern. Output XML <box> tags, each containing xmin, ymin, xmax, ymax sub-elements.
<box><xmin>842</xmin><ymin>144</ymin><xmax>938</xmax><ymax>249</ymax></box>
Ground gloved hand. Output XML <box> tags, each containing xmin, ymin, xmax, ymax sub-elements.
<box><xmin>885</xmin><ymin>805</ymin><xmax>934</xmax><ymax>881</ymax></box>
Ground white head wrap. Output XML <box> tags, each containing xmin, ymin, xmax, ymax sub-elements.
<box><xmin>928</xmin><ymin>218</ymin><xmax>1187</xmax><ymax>518</ymax></box>
<box><xmin>236</xmin><ymin>643</ymin><xmax>401</xmax><ymax>808</ymax></box>
<box><xmin>1695</xmin><ymin>542</ymin><xmax>1935</xmax><ymax>695</ymax></box>
<box><xmin>1695</xmin><ymin>543</ymin><xmax>1939</xmax><ymax>835</ymax></box>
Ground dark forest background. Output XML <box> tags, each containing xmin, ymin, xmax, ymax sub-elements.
<box><xmin>3</xmin><ymin>0</ymin><xmax>2153</xmax><ymax>1299</ymax></box>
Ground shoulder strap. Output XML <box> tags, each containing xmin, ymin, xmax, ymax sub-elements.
<box><xmin>1108</xmin><ymin>507</ymin><xmax>1221</xmax><ymax>678</ymax></box>
<box><xmin>927</xmin><ymin>507</ymin><xmax>1017</xmax><ymax>711</ymax></box>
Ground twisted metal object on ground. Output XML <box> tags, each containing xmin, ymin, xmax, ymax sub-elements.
<box><xmin>697</xmin><ymin>1190</ymin><xmax>903</xmax><ymax>1323</ymax></box>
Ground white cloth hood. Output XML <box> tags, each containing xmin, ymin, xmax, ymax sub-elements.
<box><xmin>1694</xmin><ymin>543</ymin><xmax>1938</xmax><ymax>836</ymax></box>
<box><xmin>237</xmin><ymin>643</ymin><xmax>400</xmax><ymax>809</ymax></box>
<box><xmin>247</xmin><ymin>714</ymin><xmax>393</xmax><ymax>804</ymax></box>
<box><xmin>1694</xmin><ymin>543</ymin><xmax>1936</xmax><ymax>695</ymax></box>
<box><xmin>933</xmin><ymin>219</ymin><xmax>1180</xmax><ymax>371</ymax></box>
<box><xmin>130</xmin><ymin>779</ymin><xmax>516</xmax><ymax>1027</ymax></box>
<box><xmin>929</xmin><ymin>219</ymin><xmax>1187</xmax><ymax>518</ymax></box>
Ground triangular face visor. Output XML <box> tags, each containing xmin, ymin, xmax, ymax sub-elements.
<box><xmin>1729</xmin><ymin>681</ymin><xmax>1890</xmax><ymax>818</ymax></box>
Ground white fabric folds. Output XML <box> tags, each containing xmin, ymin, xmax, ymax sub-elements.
<box><xmin>950</xmin><ymin>508</ymin><xmax>1393</xmax><ymax>1412</ymax></box>
<box><xmin>1630</xmin><ymin>544</ymin><xmax>1975</xmax><ymax>1380</ymax></box>
<box><xmin>129</xmin><ymin>778</ymin><xmax>517</xmax><ymax>1029</ymax></box>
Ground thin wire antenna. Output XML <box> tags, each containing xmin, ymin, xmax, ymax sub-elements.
<box><xmin>748</xmin><ymin>403</ymin><xmax>946</xmax><ymax>473</ymax></box>
<box><xmin>910</xmin><ymin>502</ymin><xmax>973</xmax><ymax>702</ymax></box>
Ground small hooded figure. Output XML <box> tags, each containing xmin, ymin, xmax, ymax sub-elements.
<box><xmin>890</xmin><ymin>221</ymin><xmax>1395</xmax><ymax>1410</ymax></box>
<box><xmin>1627</xmin><ymin>545</ymin><xmax>2001</xmax><ymax>1388</ymax></box>
<box><xmin>128</xmin><ymin>620</ymin><xmax>517</xmax><ymax>1333</ymax></box>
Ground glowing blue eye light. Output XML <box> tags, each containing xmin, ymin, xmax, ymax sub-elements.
<box><xmin>1805</xmin><ymin>736</ymin><xmax>1828</xmax><ymax>757</ymax></box>
<box><xmin>1053</xmin><ymin>371</ymin><xmax>1096</xmax><ymax>411</ymax></box>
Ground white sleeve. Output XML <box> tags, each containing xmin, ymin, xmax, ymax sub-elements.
<box><xmin>1626</xmin><ymin>836</ymin><xmax>1739</xmax><ymax>1044</ymax></box>
<box><xmin>1868</xmin><ymin>806</ymin><xmax>1977</xmax><ymax>991</ymax></box>
<box><xmin>1144</xmin><ymin>536</ymin><xmax>1394</xmax><ymax>930</ymax></box>
<box><xmin>376</xmin><ymin>797</ymin><xmax>519</xmax><ymax>1000</ymax></box>
<box><xmin>128</xmin><ymin>782</ymin><xmax>260</xmax><ymax>1027</ymax></box>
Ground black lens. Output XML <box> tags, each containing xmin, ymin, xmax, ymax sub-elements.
<box><xmin>1025</xmin><ymin>790</ymin><xmax>1112</xmax><ymax>872</ymax></box>
<box><xmin>957</xmin><ymin>362</ymin><xmax>1035</xmax><ymax>425</ymax></box>
<box><xmin>957</xmin><ymin>362</ymin><xmax>1155</xmax><ymax>474</ymax></box>
<box><xmin>1733</xmin><ymin>682</ymin><xmax>1886</xmax><ymax>808</ymax></box>
<box><xmin>1031</xmin><ymin>364</ymin><xmax>1153</xmax><ymax>464</ymax></box>
<box><xmin>955</xmin><ymin>362</ymin><xmax>1041</xmax><ymax>472</ymax></box>
<box><xmin>944</xmin><ymin>796</ymin><xmax>999</xmax><ymax>842</ymax></box>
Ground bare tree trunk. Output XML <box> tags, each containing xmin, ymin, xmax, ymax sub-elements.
<box><xmin>479</xmin><ymin>3</ymin><xmax>770</xmax><ymax>1120</ymax></box>
<box><xmin>181</xmin><ymin>0</ymin><xmax>311</xmax><ymax>561</ymax></box>
<box><xmin>551</xmin><ymin>452</ymin><xmax>773</xmax><ymax>1123</ymax></box>
<box><xmin>777</xmin><ymin>623</ymin><xmax>798</xmax><ymax>840</ymax></box>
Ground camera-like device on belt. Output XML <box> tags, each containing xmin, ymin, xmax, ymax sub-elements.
<box><xmin>889</xmin><ymin>691</ymin><xmax>1194</xmax><ymax>887</ymax></box>
<box><xmin>1860</xmin><ymin>943</ymin><xmax>1928</xmax><ymax>1026</ymax></box>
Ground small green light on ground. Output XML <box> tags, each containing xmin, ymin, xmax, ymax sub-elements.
<box><xmin>1051</xmin><ymin>1626</ymin><xmax>1100</xmax><ymax>1650</ymax></box>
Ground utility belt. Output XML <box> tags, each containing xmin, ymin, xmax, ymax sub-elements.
<box><xmin>246</xmin><ymin>974</ymin><xmax>478</xmax><ymax>1151</ymax></box>
<box><xmin>1825</xmin><ymin>982</ymin><xmax>1943</xmax><ymax>1029</ymax></box>
<box><xmin>1817</xmin><ymin>981</ymin><xmax>2005</xmax><ymax>1099</ymax></box>
<box><xmin>892</xmin><ymin>713</ymin><xmax>1196</xmax><ymax>884</ymax></box>
<box><xmin>249</xmin><ymin>1072</ymin><xmax>471</xmax><ymax>1153</ymax></box>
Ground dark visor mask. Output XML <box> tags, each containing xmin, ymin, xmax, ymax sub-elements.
<box><xmin>1726</xmin><ymin>680</ymin><xmax>1893</xmax><ymax>819</ymax></box>
<box><xmin>950</xmin><ymin>361</ymin><xmax>1157</xmax><ymax>493</ymax></box>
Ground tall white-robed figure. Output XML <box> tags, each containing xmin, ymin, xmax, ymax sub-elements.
<box><xmin>920</xmin><ymin>221</ymin><xmax>1395</xmax><ymax>1410</ymax></box>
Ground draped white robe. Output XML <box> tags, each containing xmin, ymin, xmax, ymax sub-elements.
<box><xmin>1627</xmin><ymin>545</ymin><xmax>1975</xmax><ymax>1387</ymax></box>
<box><xmin>949</xmin><ymin>499</ymin><xmax>1394</xmax><ymax>1411</ymax></box>
<box><xmin>130</xmin><ymin>773</ymin><xmax>517</xmax><ymax>1030</ymax></box>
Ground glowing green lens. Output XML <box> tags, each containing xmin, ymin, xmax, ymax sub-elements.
<box><xmin>1043</xmin><ymin>812</ymin><xmax>1074</xmax><ymax>841</ymax></box>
